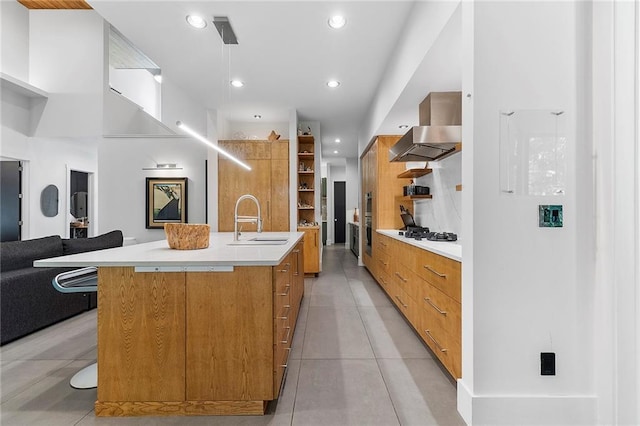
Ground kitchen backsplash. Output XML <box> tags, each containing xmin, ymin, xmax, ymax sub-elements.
<box><xmin>412</xmin><ymin>153</ymin><xmax>462</xmax><ymax>238</ymax></box>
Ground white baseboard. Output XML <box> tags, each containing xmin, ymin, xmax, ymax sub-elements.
<box><xmin>457</xmin><ymin>380</ymin><xmax>597</xmax><ymax>425</ymax></box>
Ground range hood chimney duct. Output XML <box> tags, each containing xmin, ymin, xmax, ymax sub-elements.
<box><xmin>389</xmin><ymin>91</ymin><xmax>462</xmax><ymax>162</ymax></box>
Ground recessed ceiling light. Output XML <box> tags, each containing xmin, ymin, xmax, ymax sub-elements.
<box><xmin>328</xmin><ymin>15</ymin><xmax>346</xmax><ymax>29</ymax></box>
<box><xmin>333</xmin><ymin>150</ymin><xmax>339</xmax><ymax>154</ymax></box>
<box><xmin>230</xmin><ymin>80</ymin><xmax>244</xmax><ymax>88</ymax></box>
<box><xmin>335</xmin><ymin>138</ymin><xmax>341</xmax><ymax>143</ymax></box>
<box><xmin>186</xmin><ymin>15</ymin><xmax>207</xmax><ymax>29</ymax></box>
<box><xmin>399</xmin><ymin>124</ymin><xmax>409</xmax><ymax>129</ymax></box>
<box><xmin>327</xmin><ymin>80</ymin><xmax>340</xmax><ymax>88</ymax></box>
<box><xmin>254</xmin><ymin>114</ymin><xmax>262</xmax><ymax>119</ymax></box>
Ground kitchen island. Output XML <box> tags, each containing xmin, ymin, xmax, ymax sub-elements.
<box><xmin>35</xmin><ymin>232</ymin><xmax>305</xmax><ymax>417</ymax></box>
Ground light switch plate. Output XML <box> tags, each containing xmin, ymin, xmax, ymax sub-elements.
<box><xmin>539</xmin><ymin>205</ymin><xmax>563</xmax><ymax>227</ymax></box>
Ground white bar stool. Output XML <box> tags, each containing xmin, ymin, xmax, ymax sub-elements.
<box><xmin>52</xmin><ymin>267</ymin><xmax>98</xmax><ymax>389</ymax></box>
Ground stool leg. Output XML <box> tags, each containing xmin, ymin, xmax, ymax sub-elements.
<box><xmin>70</xmin><ymin>362</ymin><xmax>97</xmax><ymax>389</ymax></box>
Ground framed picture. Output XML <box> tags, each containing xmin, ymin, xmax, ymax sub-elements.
<box><xmin>145</xmin><ymin>177</ymin><xmax>188</xmax><ymax>229</ymax></box>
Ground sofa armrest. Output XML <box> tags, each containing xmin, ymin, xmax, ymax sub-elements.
<box><xmin>62</xmin><ymin>230</ymin><xmax>123</xmax><ymax>255</ymax></box>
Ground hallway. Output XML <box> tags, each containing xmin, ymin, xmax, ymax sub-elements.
<box><xmin>0</xmin><ymin>244</ymin><xmax>464</xmax><ymax>425</ymax></box>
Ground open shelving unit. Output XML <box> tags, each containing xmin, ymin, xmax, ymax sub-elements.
<box><xmin>297</xmin><ymin>134</ymin><xmax>320</xmax><ymax>275</ymax></box>
<box><xmin>397</xmin><ymin>168</ymin><xmax>432</xmax><ymax>179</ymax></box>
<box><xmin>297</xmin><ymin>135</ymin><xmax>316</xmax><ymax>225</ymax></box>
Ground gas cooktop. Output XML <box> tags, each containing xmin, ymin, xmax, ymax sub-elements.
<box><xmin>402</xmin><ymin>227</ymin><xmax>458</xmax><ymax>242</ymax></box>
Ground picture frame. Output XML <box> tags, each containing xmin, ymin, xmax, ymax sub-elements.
<box><xmin>145</xmin><ymin>177</ymin><xmax>188</xmax><ymax>229</ymax></box>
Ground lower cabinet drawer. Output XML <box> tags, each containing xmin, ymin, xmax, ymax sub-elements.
<box><xmin>273</xmin><ymin>346</ymin><xmax>290</xmax><ymax>398</ymax></box>
<box><xmin>391</xmin><ymin>287</ymin><xmax>418</xmax><ymax>329</ymax></box>
<box><xmin>417</xmin><ymin>280</ymin><xmax>461</xmax><ymax>342</ymax></box>
<box><xmin>376</xmin><ymin>269</ymin><xmax>394</xmax><ymax>295</ymax></box>
<box><xmin>415</xmin><ymin>251</ymin><xmax>461</xmax><ymax>303</ymax></box>
<box><xmin>419</xmin><ymin>306</ymin><xmax>460</xmax><ymax>378</ymax></box>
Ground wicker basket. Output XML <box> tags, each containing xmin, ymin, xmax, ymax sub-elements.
<box><xmin>164</xmin><ymin>223</ymin><xmax>210</xmax><ymax>250</ymax></box>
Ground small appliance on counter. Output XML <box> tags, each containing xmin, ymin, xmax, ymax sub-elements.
<box><xmin>403</xmin><ymin>184</ymin><xmax>430</xmax><ymax>196</ymax></box>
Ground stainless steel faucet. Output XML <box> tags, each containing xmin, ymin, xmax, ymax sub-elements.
<box><xmin>234</xmin><ymin>194</ymin><xmax>263</xmax><ymax>241</ymax></box>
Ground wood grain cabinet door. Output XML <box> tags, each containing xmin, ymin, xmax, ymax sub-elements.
<box><xmin>302</xmin><ymin>228</ymin><xmax>319</xmax><ymax>273</ymax></box>
<box><xmin>218</xmin><ymin>140</ymin><xmax>289</xmax><ymax>232</ymax></box>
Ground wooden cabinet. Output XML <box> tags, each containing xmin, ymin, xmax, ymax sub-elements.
<box><xmin>367</xmin><ymin>233</ymin><xmax>462</xmax><ymax>379</ymax></box>
<box><xmin>95</xmin><ymin>247</ymin><xmax>306</xmax><ymax>417</ymax></box>
<box><xmin>297</xmin><ymin>135</ymin><xmax>320</xmax><ymax>275</ymax></box>
<box><xmin>301</xmin><ymin>227</ymin><xmax>320</xmax><ymax>275</ymax></box>
<box><xmin>360</xmin><ymin>136</ymin><xmax>407</xmax><ymax>272</ymax></box>
<box><xmin>218</xmin><ymin>140</ymin><xmax>289</xmax><ymax>232</ymax></box>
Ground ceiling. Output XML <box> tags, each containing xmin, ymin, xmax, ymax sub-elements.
<box><xmin>83</xmin><ymin>0</ymin><xmax>422</xmax><ymax>161</ymax></box>
<box><xmin>25</xmin><ymin>1</ymin><xmax>460</xmax><ymax>162</ymax></box>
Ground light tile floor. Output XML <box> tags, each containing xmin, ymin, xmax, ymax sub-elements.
<box><xmin>0</xmin><ymin>244</ymin><xmax>465</xmax><ymax>426</ymax></box>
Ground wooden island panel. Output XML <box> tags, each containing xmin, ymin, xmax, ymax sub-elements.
<box><xmin>185</xmin><ymin>267</ymin><xmax>274</xmax><ymax>401</ymax></box>
<box><xmin>96</xmin><ymin>267</ymin><xmax>186</xmax><ymax>404</ymax></box>
<box><xmin>94</xmin><ymin>242</ymin><xmax>304</xmax><ymax>417</ymax></box>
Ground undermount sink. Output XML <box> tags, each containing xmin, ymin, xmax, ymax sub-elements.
<box><xmin>228</xmin><ymin>236</ymin><xmax>289</xmax><ymax>246</ymax></box>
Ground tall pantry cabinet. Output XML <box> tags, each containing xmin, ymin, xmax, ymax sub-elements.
<box><xmin>218</xmin><ymin>140</ymin><xmax>289</xmax><ymax>232</ymax></box>
<box><xmin>360</xmin><ymin>135</ymin><xmax>407</xmax><ymax>272</ymax></box>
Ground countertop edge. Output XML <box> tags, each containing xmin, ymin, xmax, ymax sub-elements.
<box><xmin>377</xmin><ymin>229</ymin><xmax>462</xmax><ymax>262</ymax></box>
<box><xmin>34</xmin><ymin>232</ymin><xmax>305</xmax><ymax>268</ymax></box>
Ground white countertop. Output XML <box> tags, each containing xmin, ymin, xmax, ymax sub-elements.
<box><xmin>34</xmin><ymin>232</ymin><xmax>304</xmax><ymax>268</ymax></box>
<box><xmin>378</xmin><ymin>229</ymin><xmax>461</xmax><ymax>262</ymax></box>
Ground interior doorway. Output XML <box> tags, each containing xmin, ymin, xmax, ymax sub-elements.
<box><xmin>70</xmin><ymin>170</ymin><xmax>89</xmax><ymax>238</ymax></box>
<box><xmin>0</xmin><ymin>161</ymin><xmax>22</xmax><ymax>242</ymax></box>
<box><xmin>334</xmin><ymin>181</ymin><xmax>346</xmax><ymax>244</ymax></box>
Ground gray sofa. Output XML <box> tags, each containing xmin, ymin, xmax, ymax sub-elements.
<box><xmin>0</xmin><ymin>230</ymin><xmax>123</xmax><ymax>345</ymax></box>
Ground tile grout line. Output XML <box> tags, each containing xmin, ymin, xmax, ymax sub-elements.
<box><xmin>341</xmin><ymin>246</ymin><xmax>404</xmax><ymax>426</ymax></box>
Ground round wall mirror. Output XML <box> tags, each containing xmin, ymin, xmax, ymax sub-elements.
<box><xmin>40</xmin><ymin>184</ymin><xmax>59</xmax><ymax>217</ymax></box>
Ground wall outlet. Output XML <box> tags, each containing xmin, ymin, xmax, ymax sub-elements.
<box><xmin>539</xmin><ymin>205</ymin><xmax>563</xmax><ymax>227</ymax></box>
<box><xmin>541</xmin><ymin>352</ymin><xmax>556</xmax><ymax>375</ymax></box>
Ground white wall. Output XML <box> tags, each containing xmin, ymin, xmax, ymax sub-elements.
<box><xmin>162</xmin><ymin>77</ymin><xmax>207</xmax><ymax>136</ymax></box>
<box><xmin>358</xmin><ymin>1</ymin><xmax>460</xmax><ymax>154</ymax></box>
<box><xmin>459</xmin><ymin>2</ymin><xmax>596</xmax><ymax>424</ymax></box>
<box><xmin>345</xmin><ymin>157</ymin><xmax>359</xmax><ymax>225</ymax></box>
<box><xmin>29</xmin><ymin>10</ymin><xmax>104</xmax><ymax>137</ymax></box>
<box><xmin>98</xmin><ymin>137</ymin><xmax>207</xmax><ymax>243</ymax></box>
<box><xmin>0</xmin><ymin>130</ymin><xmax>98</xmax><ymax>239</ymax></box>
<box><xmin>412</xmin><ymin>153</ymin><xmax>462</xmax><ymax>236</ymax></box>
<box><xmin>592</xmin><ymin>1</ymin><xmax>640</xmax><ymax>424</ymax></box>
<box><xmin>109</xmin><ymin>67</ymin><xmax>160</xmax><ymax>120</ymax></box>
<box><xmin>0</xmin><ymin>0</ymin><xmax>29</xmax><ymax>81</ymax></box>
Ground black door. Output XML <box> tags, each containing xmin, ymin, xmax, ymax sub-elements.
<box><xmin>334</xmin><ymin>181</ymin><xmax>346</xmax><ymax>244</ymax></box>
<box><xmin>1</xmin><ymin>161</ymin><xmax>22</xmax><ymax>242</ymax></box>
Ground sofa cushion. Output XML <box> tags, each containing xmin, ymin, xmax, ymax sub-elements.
<box><xmin>0</xmin><ymin>235</ymin><xmax>63</xmax><ymax>272</ymax></box>
<box><xmin>62</xmin><ymin>230</ymin><xmax>123</xmax><ymax>255</ymax></box>
<box><xmin>0</xmin><ymin>266</ymin><xmax>87</xmax><ymax>345</ymax></box>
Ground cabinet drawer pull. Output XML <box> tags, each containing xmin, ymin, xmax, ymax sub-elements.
<box><xmin>380</xmin><ymin>277</ymin><xmax>388</xmax><ymax>286</ymax></box>
<box><xmin>425</xmin><ymin>329</ymin><xmax>447</xmax><ymax>352</ymax></box>
<box><xmin>378</xmin><ymin>259</ymin><xmax>388</xmax><ymax>266</ymax></box>
<box><xmin>280</xmin><ymin>326</ymin><xmax>291</xmax><ymax>344</ymax></box>
<box><xmin>394</xmin><ymin>272</ymin><xmax>408</xmax><ymax>282</ymax></box>
<box><xmin>278</xmin><ymin>263</ymin><xmax>291</xmax><ymax>273</ymax></box>
<box><xmin>424</xmin><ymin>297</ymin><xmax>447</xmax><ymax>315</ymax></box>
<box><xmin>278</xmin><ymin>285</ymin><xmax>291</xmax><ymax>297</ymax></box>
<box><xmin>280</xmin><ymin>364</ymin><xmax>288</xmax><ymax>368</ymax></box>
<box><xmin>394</xmin><ymin>295</ymin><xmax>408</xmax><ymax>308</ymax></box>
<box><xmin>293</xmin><ymin>250</ymin><xmax>300</xmax><ymax>276</ymax></box>
<box><xmin>277</xmin><ymin>306</ymin><xmax>290</xmax><ymax>320</ymax></box>
<box><xmin>423</xmin><ymin>265</ymin><xmax>446</xmax><ymax>278</ymax></box>
<box><xmin>380</xmin><ymin>241</ymin><xmax>388</xmax><ymax>247</ymax></box>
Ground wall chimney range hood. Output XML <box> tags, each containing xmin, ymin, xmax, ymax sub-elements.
<box><xmin>389</xmin><ymin>91</ymin><xmax>462</xmax><ymax>162</ymax></box>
